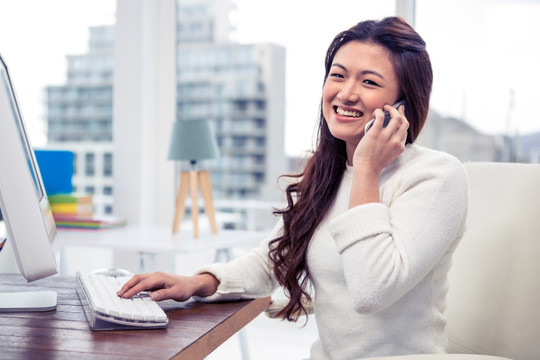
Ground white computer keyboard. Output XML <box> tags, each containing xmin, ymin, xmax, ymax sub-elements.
<box><xmin>76</xmin><ymin>271</ymin><xmax>169</xmax><ymax>329</ymax></box>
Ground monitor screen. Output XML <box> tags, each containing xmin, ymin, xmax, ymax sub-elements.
<box><xmin>0</xmin><ymin>53</ymin><xmax>58</xmax><ymax>312</ymax></box>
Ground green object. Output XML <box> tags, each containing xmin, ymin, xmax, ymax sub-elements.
<box><xmin>168</xmin><ymin>120</ymin><xmax>219</xmax><ymax>162</ymax></box>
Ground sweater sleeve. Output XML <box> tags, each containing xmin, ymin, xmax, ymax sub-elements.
<box><xmin>192</xmin><ymin>220</ymin><xmax>282</xmax><ymax>302</ymax></box>
<box><xmin>329</xmin><ymin>153</ymin><xmax>469</xmax><ymax>313</ymax></box>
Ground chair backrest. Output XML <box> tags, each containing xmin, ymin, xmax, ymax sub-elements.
<box><xmin>446</xmin><ymin>162</ymin><xmax>540</xmax><ymax>360</ymax></box>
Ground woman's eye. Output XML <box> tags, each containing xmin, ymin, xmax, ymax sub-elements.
<box><xmin>330</xmin><ymin>73</ymin><xmax>344</xmax><ymax>79</ymax></box>
<box><xmin>363</xmin><ymin>79</ymin><xmax>379</xmax><ymax>86</ymax></box>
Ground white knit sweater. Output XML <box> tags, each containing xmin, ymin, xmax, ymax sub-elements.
<box><xmin>195</xmin><ymin>144</ymin><xmax>469</xmax><ymax>360</ymax></box>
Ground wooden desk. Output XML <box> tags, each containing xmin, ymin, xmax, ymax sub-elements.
<box><xmin>0</xmin><ymin>274</ymin><xmax>270</xmax><ymax>359</ymax></box>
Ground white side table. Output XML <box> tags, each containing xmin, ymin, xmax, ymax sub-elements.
<box><xmin>55</xmin><ymin>226</ymin><xmax>266</xmax><ymax>274</ymax></box>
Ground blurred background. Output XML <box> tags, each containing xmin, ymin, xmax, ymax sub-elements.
<box><xmin>1</xmin><ymin>1</ymin><xmax>539</xmax><ymax>358</ymax></box>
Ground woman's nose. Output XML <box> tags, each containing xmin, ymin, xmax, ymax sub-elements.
<box><xmin>338</xmin><ymin>81</ymin><xmax>360</xmax><ymax>103</ymax></box>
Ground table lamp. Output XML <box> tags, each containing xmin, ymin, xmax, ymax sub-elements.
<box><xmin>168</xmin><ymin>120</ymin><xmax>219</xmax><ymax>238</ymax></box>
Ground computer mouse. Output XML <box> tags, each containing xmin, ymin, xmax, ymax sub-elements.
<box><xmin>90</xmin><ymin>268</ymin><xmax>134</xmax><ymax>278</ymax></box>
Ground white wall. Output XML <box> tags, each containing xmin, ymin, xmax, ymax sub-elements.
<box><xmin>113</xmin><ymin>0</ymin><xmax>176</xmax><ymax>226</ymax></box>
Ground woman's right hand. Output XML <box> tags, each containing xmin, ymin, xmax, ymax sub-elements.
<box><xmin>117</xmin><ymin>271</ymin><xmax>220</xmax><ymax>302</ymax></box>
<box><xmin>348</xmin><ymin>104</ymin><xmax>409</xmax><ymax>208</ymax></box>
<box><xmin>353</xmin><ymin>103</ymin><xmax>409</xmax><ymax>173</ymax></box>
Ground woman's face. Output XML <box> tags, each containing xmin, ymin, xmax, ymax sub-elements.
<box><xmin>322</xmin><ymin>41</ymin><xmax>400</xmax><ymax>151</ymax></box>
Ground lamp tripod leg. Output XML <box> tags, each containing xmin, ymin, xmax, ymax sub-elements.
<box><xmin>172</xmin><ymin>172</ymin><xmax>190</xmax><ymax>234</ymax></box>
<box><xmin>199</xmin><ymin>170</ymin><xmax>218</xmax><ymax>234</ymax></box>
<box><xmin>189</xmin><ymin>170</ymin><xmax>199</xmax><ymax>238</ymax></box>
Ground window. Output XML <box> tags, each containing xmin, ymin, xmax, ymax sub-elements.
<box><xmin>255</xmin><ymin>137</ymin><xmax>265</xmax><ymax>147</ymax></box>
<box><xmin>255</xmin><ymin>118</ymin><xmax>265</xmax><ymax>129</ymax></box>
<box><xmin>232</xmin><ymin>118</ymin><xmax>250</xmax><ymax>131</ymax></box>
<box><xmin>73</xmin><ymin>153</ymin><xmax>78</xmax><ymax>175</ymax></box>
<box><xmin>416</xmin><ymin>0</ymin><xmax>540</xmax><ymax>138</ymax></box>
<box><xmin>235</xmin><ymin>101</ymin><xmax>247</xmax><ymax>111</ymax></box>
<box><xmin>85</xmin><ymin>153</ymin><xmax>95</xmax><ymax>176</ymax></box>
<box><xmin>255</xmin><ymin>101</ymin><xmax>265</xmax><ymax>111</ymax></box>
<box><xmin>253</xmin><ymin>155</ymin><xmax>264</xmax><ymax>164</ymax></box>
<box><xmin>232</xmin><ymin>137</ymin><xmax>247</xmax><ymax>148</ymax></box>
<box><xmin>103</xmin><ymin>153</ymin><xmax>113</xmax><ymax>177</ymax></box>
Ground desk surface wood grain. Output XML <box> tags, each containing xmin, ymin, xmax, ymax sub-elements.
<box><xmin>0</xmin><ymin>274</ymin><xmax>270</xmax><ymax>359</ymax></box>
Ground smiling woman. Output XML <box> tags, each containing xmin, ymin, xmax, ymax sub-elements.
<box><xmin>117</xmin><ymin>16</ymin><xmax>470</xmax><ymax>360</ymax></box>
<box><xmin>322</xmin><ymin>41</ymin><xmax>401</xmax><ymax>158</ymax></box>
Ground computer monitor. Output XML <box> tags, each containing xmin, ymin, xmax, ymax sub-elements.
<box><xmin>0</xmin><ymin>53</ymin><xmax>58</xmax><ymax>312</ymax></box>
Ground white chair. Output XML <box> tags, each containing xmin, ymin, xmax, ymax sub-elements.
<box><xmin>268</xmin><ymin>162</ymin><xmax>540</xmax><ymax>360</ymax></box>
<box><xmin>367</xmin><ymin>162</ymin><xmax>540</xmax><ymax>360</ymax></box>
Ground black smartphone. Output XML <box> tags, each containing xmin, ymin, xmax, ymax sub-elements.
<box><xmin>364</xmin><ymin>99</ymin><xmax>406</xmax><ymax>134</ymax></box>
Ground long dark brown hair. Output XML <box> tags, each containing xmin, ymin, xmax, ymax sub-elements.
<box><xmin>269</xmin><ymin>17</ymin><xmax>433</xmax><ymax>321</ymax></box>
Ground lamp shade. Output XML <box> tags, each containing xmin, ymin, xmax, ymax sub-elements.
<box><xmin>168</xmin><ymin>120</ymin><xmax>219</xmax><ymax>161</ymax></box>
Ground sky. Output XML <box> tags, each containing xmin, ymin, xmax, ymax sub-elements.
<box><xmin>0</xmin><ymin>0</ymin><xmax>116</xmax><ymax>146</ymax></box>
<box><xmin>1</xmin><ymin>0</ymin><xmax>539</xmax><ymax>156</ymax></box>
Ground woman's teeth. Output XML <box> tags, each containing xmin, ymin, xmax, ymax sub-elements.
<box><xmin>335</xmin><ymin>107</ymin><xmax>362</xmax><ymax>118</ymax></box>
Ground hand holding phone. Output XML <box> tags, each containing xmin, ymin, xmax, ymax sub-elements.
<box><xmin>364</xmin><ymin>100</ymin><xmax>406</xmax><ymax>134</ymax></box>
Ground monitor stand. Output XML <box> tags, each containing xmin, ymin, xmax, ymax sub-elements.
<box><xmin>0</xmin><ymin>223</ymin><xmax>57</xmax><ymax>312</ymax></box>
<box><xmin>0</xmin><ymin>290</ymin><xmax>57</xmax><ymax>312</ymax></box>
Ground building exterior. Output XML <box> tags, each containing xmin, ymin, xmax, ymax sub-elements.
<box><xmin>176</xmin><ymin>0</ymin><xmax>286</xmax><ymax>200</ymax></box>
<box><xmin>45</xmin><ymin>0</ymin><xmax>287</xmax><ymax>216</ymax></box>
<box><xmin>176</xmin><ymin>42</ymin><xmax>286</xmax><ymax>200</ymax></box>
<box><xmin>417</xmin><ymin>111</ymin><xmax>506</xmax><ymax>162</ymax></box>
<box><xmin>45</xmin><ymin>26</ymin><xmax>114</xmax><ymax>215</ymax></box>
<box><xmin>47</xmin><ymin>26</ymin><xmax>114</xmax><ymax>143</ymax></box>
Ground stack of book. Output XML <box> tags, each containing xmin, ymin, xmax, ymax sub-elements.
<box><xmin>53</xmin><ymin>214</ymin><xmax>127</xmax><ymax>230</ymax></box>
<box><xmin>49</xmin><ymin>193</ymin><xmax>94</xmax><ymax>218</ymax></box>
<box><xmin>49</xmin><ymin>193</ymin><xmax>126</xmax><ymax>230</ymax></box>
